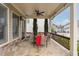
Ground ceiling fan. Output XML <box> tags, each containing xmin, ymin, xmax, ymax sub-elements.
<box><xmin>34</xmin><ymin>9</ymin><xmax>45</xmax><ymax>16</ymax></box>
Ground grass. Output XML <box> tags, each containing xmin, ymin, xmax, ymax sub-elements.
<box><xmin>54</xmin><ymin>38</ymin><xmax>79</xmax><ymax>55</ymax></box>
<box><xmin>52</xmin><ymin>34</ymin><xmax>70</xmax><ymax>50</ymax></box>
<box><xmin>55</xmin><ymin>39</ymin><xmax>79</xmax><ymax>55</ymax></box>
<box><xmin>54</xmin><ymin>37</ymin><xmax>70</xmax><ymax>50</ymax></box>
<box><xmin>52</xmin><ymin>34</ymin><xmax>79</xmax><ymax>55</ymax></box>
<box><xmin>77</xmin><ymin>41</ymin><xmax>79</xmax><ymax>56</ymax></box>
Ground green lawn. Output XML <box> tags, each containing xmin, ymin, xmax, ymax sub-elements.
<box><xmin>54</xmin><ymin>38</ymin><xmax>79</xmax><ymax>55</ymax></box>
<box><xmin>52</xmin><ymin>34</ymin><xmax>70</xmax><ymax>50</ymax></box>
<box><xmin>52</xmin><ymin>34</ymin><xmax>79</xmax><ymax>55</ymax></box>
<box><xmin>54</xmin><ymin>37</ymin><xmax>70</xmax><ymax>50</ymax></box>
<box><xmin>77</xmin><ymin>41</ymin><xmax>79</xmax><ymax>56</ymax></box>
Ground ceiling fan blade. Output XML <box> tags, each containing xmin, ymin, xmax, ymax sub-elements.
<box><xmin>40</xmin><ymin>14</ymin><xmax>44</xmax><ymax>16</ymax></box>
<box><xmin>35</xmin><ymin>9</ymin><xmax>39</xmax><ymax>13</ymax></box>
<box><xmin>40</xmin><ymin>11</ymin><xmax>45</xmax><ymax>13</ymax></box>
<box><xmin>34</xmin><ymin>9</ymin><xmax>45</xmax><ymax>16</ymax></box>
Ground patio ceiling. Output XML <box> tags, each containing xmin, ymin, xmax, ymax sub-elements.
<box><xmin>12</xmin><ymin>3</ymin><xmax>67</xmax><ymax>19</ymax></box>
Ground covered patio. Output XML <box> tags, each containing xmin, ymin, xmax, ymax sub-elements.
<box><xmin>0</xmin><ymin>3</ymin><xmax>78</xmax><ymax>56</ymax></box>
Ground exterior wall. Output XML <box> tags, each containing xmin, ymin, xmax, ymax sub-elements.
<box><xmin>0</xmin><ymin>3</ymin><xmax>26</xmax><ymax>55</ymax></box>
<box><xmin>60</xmin><ymin>23</ymin><xmax>70</xmax><ymax>37</ymax></box>
<box><xmin>6</xmin><ymin>4</ymin><xmax>22</xmax><ymax>42</ymax></box>
<box><xmin>52</xmin><ymin>23</ymin><xmax>70</xmax><ymax>37</ymax></box>
<box><xmin>57</xmin><ymin>22</ymin><xmax>79</xmax><ymax>38</ymax></box>
<box><xmin>4</xmin><ymin>3</ymin><xmax>25</xmax><ymax>42</ymax></box>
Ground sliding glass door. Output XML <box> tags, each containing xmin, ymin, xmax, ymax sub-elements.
<box><xmin>12</xmin><ymin>13</ymin><xmax>19</xmax><ymax>39</ymax></box>
<box><xmin>0</xmin><ymin>4</ymin><xmax>8</xmax><ymax>44</ymax></box>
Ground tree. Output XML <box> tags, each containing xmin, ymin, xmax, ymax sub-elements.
<box><xmin>44</xmin><ymin>19</ymin><xmax>48</xmax><ymax>33</ymax></box>
<box><xmin>33</xmin><ymin>18</ymin><xmax>38</xmax><ymax>45</ymax></box>
<box><xmin>51</xmin><ymin>27</ymin><xmax>55</xmax><ymax>32</ymax></box>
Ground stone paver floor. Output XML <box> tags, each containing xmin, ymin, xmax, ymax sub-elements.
<box><xmin>14</xmin><ymin>39</ymin><xmax>69</xmax><ymax>56</ymax></box>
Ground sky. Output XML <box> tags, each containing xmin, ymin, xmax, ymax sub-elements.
<box><xmin>52</xmin><ymin>7</ymin><xmax>70</xmax><ymax>25</ymax></box>
<box><xmin>52</xmin><ymin>4</ymin><xmax>79</xmax><ymax>26</ymax></box>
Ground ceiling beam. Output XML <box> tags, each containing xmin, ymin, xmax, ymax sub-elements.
<box><xmin>11</xmin><ymin>3</ymin><xmax>26</xmax><ymax>18</ymax></box>
<box><xmin>4</xmin><ymin>3</ymin><xmax>26</xmax><ymax>19</ymax></box>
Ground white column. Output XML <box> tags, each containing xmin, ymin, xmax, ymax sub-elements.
<box><xmin>19</xmin><ymin>20</ymin><xmax>22</xmax><ymax>39</ymax></box>
<box><xmin>8</xmin><ymin>11</ymin><xmax>13</xmax><ymax>41</ymax></box>
<box><xmin>70</xmin><ymin>3</ymin><xmax>78</xmax><ymax>56</ymax></box>
<box><xmin>22</xmin><ymin>20</ymin><xmax>26</xmax><ymax>37</ymax></box>
<box><xmin>49</xmin><ymin>19</ymin><xmax>51</xmax><ymax>32</ymax></box>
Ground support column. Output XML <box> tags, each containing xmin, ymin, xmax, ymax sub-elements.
<box><xmin>24</xmin><ymin>20</ymin><xmax>26</xmax><ymax>37</ymax></box>
<box><xmin>19</xmin><ymin>20</ymin><xmax>22</xmax><ymax>39</ymax></box>
<box><xmin>44</xmin><ymin>18</ymin><xmax>48</xmax><ymax>33</ymax></box>
<box><xmin>49</xmin><ymin>19</ymin><xmax>51</xmax><ymax>32</ymax></box>
<box><xmin>70</xmin><ymin>3</ymin><xmax>77</xmax><ymax>56</ymax></box>
<box><xmin>33</xmin><ymin>18</ymin><xmax>37</xmax><ymax>45</ymax></box>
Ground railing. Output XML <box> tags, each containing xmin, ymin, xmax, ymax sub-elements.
<box><xmin>51</xmin><ymin>33</ymin><xmax>70</xmax><ymax>50</ymax></box>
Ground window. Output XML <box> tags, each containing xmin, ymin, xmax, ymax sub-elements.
<box><xmin>12</xmin><ymin>13</ymin><xmax>19</xmax><ymax>38</ymax></box>
<box><xmin>0</xmin><ymin>4</ymin><xmax>7</xmax><ymax>44</ymax></box>
<box><xmin>26</xmin><ymin>19</ymin><xmax>33</xmax><ymax>32</ymax></box>
<box><xmin>37</xmin><ymin>19</ymin><xmax>44</xmax><ymax>32</ymax></box>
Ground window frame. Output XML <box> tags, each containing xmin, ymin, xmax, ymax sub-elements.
<box><xmin>0</xmin><ymin>3</ymin><xmax>9</xmax><ymax>44</ymax></box>
<box><xmin>12</xmin><ymin>11</ymin><xmax>20</xmax><ymax>39</ymax></box>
